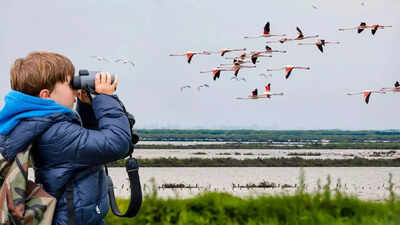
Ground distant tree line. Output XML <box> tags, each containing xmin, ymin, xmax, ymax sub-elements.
<box><xmin>135</xmin><ymin>142</ymin><xmax>400</xmax><ymax>149</ymax></box>
<box><xmin>136</xmin><ymin>129</ymin><xmax>400</xmax><ymax>143</ymax></box>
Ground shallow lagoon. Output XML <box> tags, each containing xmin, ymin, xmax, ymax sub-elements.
<box><xmin>107</xmin><ymin>167</ymin><xmax>400</xmax><ymax>200</ymax></box>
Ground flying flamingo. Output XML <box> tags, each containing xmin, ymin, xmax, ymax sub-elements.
<box><xmin>338</xmin><ymin>22</ymin><xmax>368</xmax><ymax>33</ymax></box>
<box><xmin>225</xmin><ymin>52</ymin><xmax>248</xmax><ymax>60</ymax></box>
<box><xmin>263</xmin><ymin>83</ymin><xmax>284</xmax><ymax>98</ymax></box>
<box><xmin>236</xmin><ymin>88</ymin><xmax>260</xmax><ymax>100</ymax></box>
<box><xmin>369</xmin><ymin>24</ymin><xmax>393</xmax><ymax>35</ymax></box>
<box><xmin>298</xmin><ymin>39</ymin><xmax>340</xmax><ymax>53</ymax></box>
<box><xmin>180</xmin><ymin>85</ymin><xmax>192</xmax><ymax>92</ymax></box>
<box><xmin>244</xmin><ymin>22</ymin><xmax>286</xmax><ymax>39</ymax></box>
<box><xmin>226</xmin><ymin>51</ymin><xmax>272</xmax><ymax>63</ymax></box>
<box><xmin>197</xmin><ymin>84</ymin><xmax>210</xmax><ymax>91</ymax></box>
<box><xmin>90</xmin><ymin>56</ymin><xmax>111</xmax><ymax>62</ymax></box>
<box><xmin>264</xmin><ymin>45</ymin><xmax>287</xmax><ymax>53</ymax></box>
<box><xmin>236</xmin><ymin>83</ymin><xmax>283</xmax><ymax>100</ymax></box>
<box><xmin>220</xmin><ymin>58</ymin><xmax>254</xmax><ymax>66</ymax></box>
<box><xmin>380</xmin><ymin>81</ymin><xmax>400</xmax><ymax>93</ymax></box>
<box><xmin>200</xmin><ymin>68</ymin><xmax>234</xmax><ymax>81</ymax></box>
<box><xmin>247</xmin><ymin>46</ymin><xmax>285</xmax><ymax>58</ymax></box>
<box><xmin>346</xmin><ymin>90</ymin><xmax>386</xmax><ymax>104</ymax></box>
<box><xmin>219</xmin><ymin>64</ymin><xmax>256</xmax><ymax>77</ymax></box>
<box><xmin>266</xmin><ymin>27</ymin><xmax>319</xmax><ymax>44</ymax></box>
<box><xmin>206</xmin><ymin>48</ymin><xmax>247</xmax><ymax>56</ymax></box>
<box><xmin>114</xmin><ymin>58</ymin><xmax>135</xmax><ymax>68</ymax></box>
<box><xmin>169</xmin><ymin>51</ymin><xmax>211</xmax><ymax>64</ymax></box>
<box><xmin>338</xmin><ymin>22</ymin><xmax>392</xmax><ymax>35</ymax></box>
<box><xmin>267</xmin><ymin>65</ymin><xmax>310</xmax><ymax>79</ymax></box>
<box><xmin>225</xmin><ymin>51</ymin><xmax>272</xmax><ymax>61</ymax></box>
<box><xmin>250</xmin><ymin>54</ymin><xmax>272</xmax><ymax>64</ymax></box>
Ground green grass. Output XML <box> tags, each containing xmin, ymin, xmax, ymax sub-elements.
<box><xmin>105</xmin><ymin>172</ymin><xmax>400</xmax><ymax>225</ymax></box>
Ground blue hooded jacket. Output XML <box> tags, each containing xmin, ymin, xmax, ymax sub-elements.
<box><xmin>0</xmin><ymin>90</ymin><xmax>131</xmax><ymax>225</ymax></box>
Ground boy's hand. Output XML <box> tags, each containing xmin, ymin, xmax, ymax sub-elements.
<box><xmin>77</xmin><ymin>89</ymin><xmax>92</xmax><ymax>104</ymax></box>
<box><xmin>95</xmin><ymin>72</ymin><xmax>118</xmax><ymax>95</ymax></box>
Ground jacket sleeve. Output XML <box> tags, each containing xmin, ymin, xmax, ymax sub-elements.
<box><xmin>46</xmin><ymin>94</ymin><xmax>131</xmax><ymax>166</ymax></box>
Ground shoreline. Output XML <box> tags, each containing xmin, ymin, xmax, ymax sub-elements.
<box><xmin>109</xmin><ymin>157</ymin><xmax>400</xmax><ymax>167</ymax></box>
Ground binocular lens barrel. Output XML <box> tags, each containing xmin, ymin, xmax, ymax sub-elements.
<box><xmin>71</xmin><ymin>69</ymin><xmax>115</xmax><ymax>91</ymax></box>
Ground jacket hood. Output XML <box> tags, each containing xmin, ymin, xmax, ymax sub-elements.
<box><xmin>0</xmin><ymin>90</ymin><xmax>74</xmax><ymax>135</ymax></box>
<box><xmin>0</xmin><ymin>90</ymin><xmax>76</xmax><ymax>161</ymax></box>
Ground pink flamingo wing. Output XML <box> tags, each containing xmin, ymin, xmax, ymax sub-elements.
<box><xmin>264</xmin><ymin>22</ymin><xmax>270</xmax><ymax>35</ymax></box>
<box><xmin>213</xmin><ymin>69</ymin><xmax>221</xmax><ymax>80</ymax></box>
<box><xmin>363</xmin><ymin>91</ymin><xmax>372</xmax><ymax>104</ymax></box>
<box><xmin>296</xmin><ymin>27</ymin><xmax>304</xmax><ymax>38</ymax></box>
<box><xmin>285</xmin><ymin>67</ymin><xmax>293</xmax><ymax>79</ymax></box>
<box><xmin>252</xmin><ymin>88</ymin><xmax>258</xmax><ymax>96</ymax></box>
<box><xmin>186</xmin><ymin>53</ymin><xmax>194</xmax><ymax>63</ymax></box>
<box><xmin>317</xmin><ymin>44</ymin><xmax>324</xmax><ymax>53</ymax></box>
<box><xmin>234</xmin><ymin>67</ymin><xmax>240</xmax><ymax>76</ymax></box>
<box><xmin>265</xmin><ymin>83</ymin><xmax>271</xmax><ymax>92</ymax></box>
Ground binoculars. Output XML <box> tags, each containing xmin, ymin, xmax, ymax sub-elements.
<box><xmin>71</xmin><ymin>69</ymin><xmax>115</xmax><ymax>93</ymax></box>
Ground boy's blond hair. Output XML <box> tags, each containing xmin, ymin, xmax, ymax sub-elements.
<box><xmin>10</xmin><ymin>51</ymin><xmax>75</xmax><ymax>96</ymax></box>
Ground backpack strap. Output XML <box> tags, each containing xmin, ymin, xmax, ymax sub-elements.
<box><xmin>15</xmin><ymin>157</ymin><xmax>28</xmax><ymax>181</ymax></box>
<box><xmin>9</xmin><ymin>151</ymin><xmax>28</xmax><ymax>225</ymax></box>
<box><xmin>65</xmin><ymin>179</ymin><xmax>76</xmax><ymax>225</ymax></box>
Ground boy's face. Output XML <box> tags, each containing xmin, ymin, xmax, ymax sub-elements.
<box><xmin>49</xmin><ymin>77</ymin><xmax>78</xmax><ymax>109</ymax></box>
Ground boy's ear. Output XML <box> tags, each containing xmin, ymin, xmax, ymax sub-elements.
<box><xmin>39</xmin><ymin>89</ymin><xmax>51</xmax><ymax>99</ymax></box>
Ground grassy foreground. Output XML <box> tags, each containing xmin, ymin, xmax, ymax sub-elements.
<box><xmin>105</xmin><ymin>173</ymin><xmax>400</xmax><ymax>225</ymax></box>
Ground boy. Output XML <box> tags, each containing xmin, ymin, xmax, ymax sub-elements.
<box><xmin>0</xmin><ymin>51</ymin><xmax>132</xmax><ymax>225</ymax></box>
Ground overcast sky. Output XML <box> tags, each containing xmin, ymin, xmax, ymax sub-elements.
<box><xmin>1</xmin><ymin>0</ymin><xmax>399</xmax><ymax>130</ymax></box>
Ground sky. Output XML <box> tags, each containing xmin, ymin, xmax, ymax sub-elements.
<box><xmin>0</xmin><ymin>0</ymin><xmax>399</xmax><ymax>130</ymax></box>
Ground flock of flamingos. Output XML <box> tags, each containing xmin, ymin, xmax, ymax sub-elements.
<box><xmin>169</xmin><ymin>21</ymin><xmax>398</xmax><ymax>104</ymax></box>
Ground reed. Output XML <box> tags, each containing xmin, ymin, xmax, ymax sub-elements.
<box><xmin>105</xmin><ymin>172</ymin><xmax>400</xmax><ymax>225</ymax></box>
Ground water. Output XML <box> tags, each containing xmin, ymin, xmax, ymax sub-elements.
<box><xmin>107</xmin><ymin>167</ymin><xmax>400</xmax><ymax>200</ymax></box>
<box><xmin>133</xmin><ymin>148</ymin><xmax>398</xmax><ymax>160</ymax></box>
<box><xmin>27</xmin><ymin>147</ymin><xmax>400</xmax><ymax>201</ymax></box>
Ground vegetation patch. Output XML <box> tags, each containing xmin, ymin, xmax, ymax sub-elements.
<box><xmin>108</xmin><ymin>157</ymin><xmax>400</xmax><ymax>167</ymax></box>
<box><xmin>105</xmin><ymin>172</ymin><xmax>400</xmax><ymax>225</ymax></box>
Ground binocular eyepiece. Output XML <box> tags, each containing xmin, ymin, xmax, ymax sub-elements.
<box><xmin>71</xmin><ymin>69</ymin><xmax>115</xmax><ymax>93</ymax></box>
